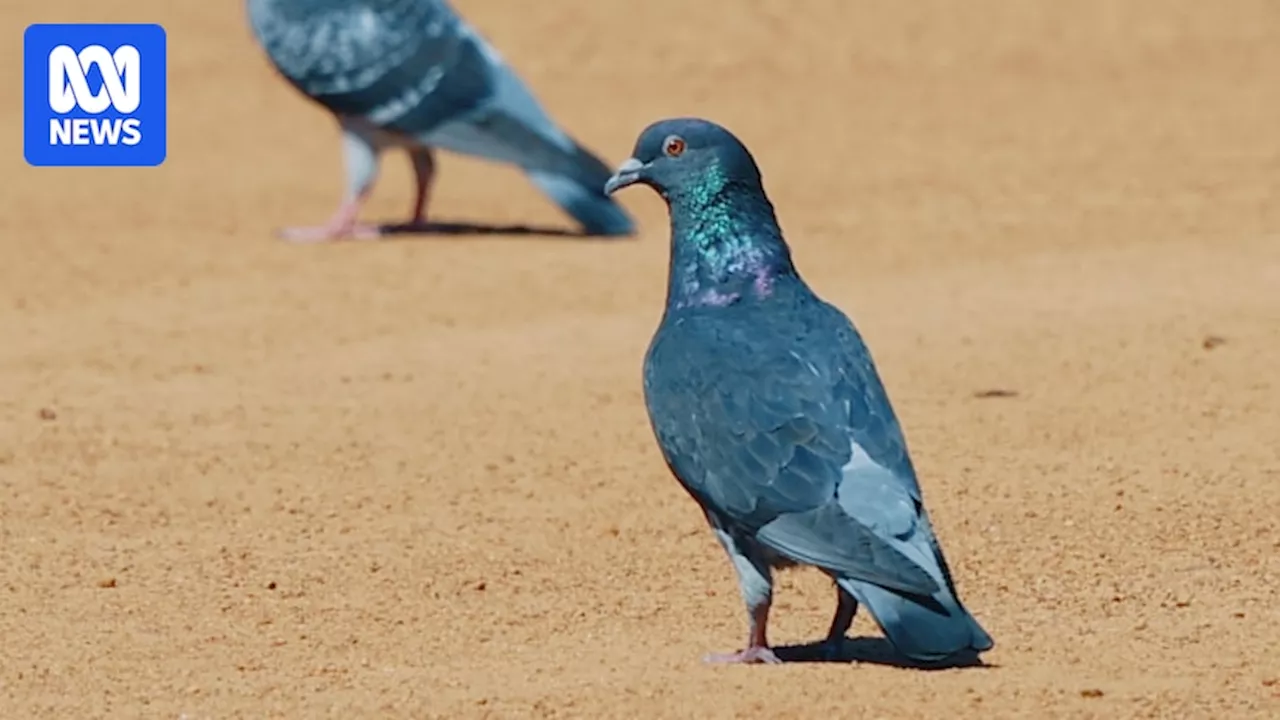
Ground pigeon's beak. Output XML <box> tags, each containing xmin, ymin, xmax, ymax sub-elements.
<box><xmin>603</xmin><ymin>158</ymin><xmax>645</xmax><ymax>196</ymax></box>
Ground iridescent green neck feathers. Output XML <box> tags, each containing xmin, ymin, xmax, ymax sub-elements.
<box><xmin>664</xmin><ymin>167</ymin><xmax>796</xmax><ymax>309</ymax></box>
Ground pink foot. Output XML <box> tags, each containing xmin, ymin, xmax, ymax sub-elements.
<box><xmin>703</xmin><ymin>646</ymin><xmax>782</xmax><ymax>665</ymax></box>
<box><xmin>277</xmin><ymin>222</ymin><xmax>382</xmax><ymax>243</ymax></box>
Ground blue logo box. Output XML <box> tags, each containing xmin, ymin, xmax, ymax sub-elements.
<box><xmin>24</xmin><ymin>23</ymin><xmax>167</xmax><ymax>167</ymax></box>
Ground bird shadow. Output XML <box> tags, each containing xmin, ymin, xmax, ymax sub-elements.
<box><xmin>773</xmin><ymin>637</ymin><xmax>996</xmax><ymax>670</ymax></box>
<box><xmin>374</xmin><ymin>219</ymin><xmax>628</xmax><ymax>241</ymax></box>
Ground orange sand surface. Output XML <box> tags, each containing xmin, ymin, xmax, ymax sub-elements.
<box><xmin>2</xmin><ymin>1</ymin><xmax>1278</xmax><ymax>717</ymax></box>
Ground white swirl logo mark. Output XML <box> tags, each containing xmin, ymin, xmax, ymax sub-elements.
<box><xmin>48</xmin><ymin>44</ymin><xmax>141</xmax><ymax>114</ymax></box>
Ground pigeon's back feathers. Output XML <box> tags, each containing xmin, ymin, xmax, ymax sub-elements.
<box><xmin>248</xmin><ymin>0</ymin><xmax>467</xmax><ymax>108</ymax></box>
<box><xmin>644</xmin><ymin>290</ymin><xmax>921</xmax><ymax>548</ymax></box>
<box><xmin>248</xmin><ymin>0</ymin><xmax>522</xmax><ymax>141</ymax></box>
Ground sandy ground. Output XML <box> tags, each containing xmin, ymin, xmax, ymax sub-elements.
<box><xmin>3</xmin><ymin>1</ymin><xmax>1279</xmax><ymax>717</ymax></box>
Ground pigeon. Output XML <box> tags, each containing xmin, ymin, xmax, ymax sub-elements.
<box><xmin>246</xmin><ymin>0</ymin><xmax>635</xmax><ymax>241</ymax></box>
<box><xmin>604</xmin><ymin>118</ymin><xmax>995</xmax><ymax>665</ymax></box>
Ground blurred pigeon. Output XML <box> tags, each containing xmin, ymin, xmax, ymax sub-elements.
<box><xmin>604</xmin><ymin>118</ymin><xmax>994</xmax><ymax>665</ymax></box>
<box><xmin>246</xmin><ymin>0</ymin><xmax>634</xmax><ymax>241</ymax></box>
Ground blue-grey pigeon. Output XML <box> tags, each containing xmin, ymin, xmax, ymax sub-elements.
<box><xmin>604</xmin><ymin>118</ymin><xmax>994</xmax><ymax>665</ymax></box>
<box><xmin>246</xmin><ymin>0</ymin><xmax>635</xmax><ymax>241</ymax></box>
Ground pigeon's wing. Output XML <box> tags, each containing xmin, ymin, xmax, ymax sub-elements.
<box><xmin>247</xmin><ymin>0</ymin><xmax>492</xmax><ymax>137</ymax></box>
<box><xmin>820</xmin><ymin>304</ymin><xmax>993</xmax><ymax>657</ymax></box>
<box><xmin>825</xmin><ymin>303</ymin><xmax>922</xmax><ymax>500</ymax></box>
<box><xmin>643</xmin><ymin>309</ymin><xmax>938</xmax><ymax>597</ymax></box>
<box><xmin>826</xmin><ymin>308</ymin><xmax>971</xmax><ymax>599</ymax></box>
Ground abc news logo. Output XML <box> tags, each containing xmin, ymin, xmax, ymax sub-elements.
<box><xmin>24</xmin><ymin>23</ymin><xmax>166</xmax><ymax>167</ymax></box>
<box><xmin>48</xmin><ymin>44</ymin><xmax>144</xmax><ymax>146</ymax></box>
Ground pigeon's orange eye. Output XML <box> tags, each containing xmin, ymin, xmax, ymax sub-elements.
<box><xmin>663</xmin><ymin>136</ymin><xmax>686</xmax><ymax>157</ymax></box>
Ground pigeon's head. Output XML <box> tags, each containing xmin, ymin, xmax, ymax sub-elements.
<box><xmin>603</xmin><ymin>118</ymin><xmax>762</xmax><ymax>200</ymax></box>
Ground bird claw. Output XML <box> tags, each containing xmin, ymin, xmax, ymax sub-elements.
<box><xmin>703</xmin><ymin>646</ymin><xmax>782</xmax><ymax>665</ymax></box>
<box><xmin>276</xmin><ymin>223</ymin><xmax>382</xmax><ymax>243</ymax></box>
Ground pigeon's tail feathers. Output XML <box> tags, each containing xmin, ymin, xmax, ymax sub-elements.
<box><xmin>426</xmin><ymin>109</ymin><xmax>634</xmax><ymax>236</ymax></box>
<box><xmin>837</xmin><ymin>566</ymin><xmax>993</xmax><ymax>663</ymax></box>
<box><xmin>832</xmin><ymin>503</ymin><xmax>993</xmax><ymax>662</ymax></box>
<box><xmin>524</xmin><ymin>146</ymin><xmax>636</xmax><ymax>237</ymax></box>
<box><xmin>416</xmin><ymin>34</ymin><xmax>573</xmax><ymax>165</ymax></box>
<box><xmin>414</xmin><ymin>35</ymin><xmax>633</xmax><ymax>236</ymax></box>
<box><xmin>823</xmin><ymin>441</ymin><xmax>993</xmax><ymax>662</ymax></box>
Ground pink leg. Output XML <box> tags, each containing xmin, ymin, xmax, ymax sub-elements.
<box><xmin>704</xmin><ymin>601</ymin><xmax>782</xmax><ymax>665</ymax></box>
<box><xmin>278</xmin><ymin>120</ymin><xmax>384</xmax><ymax>242</ymax></box>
